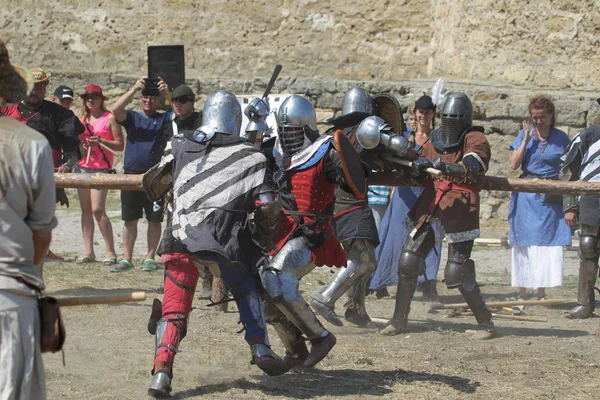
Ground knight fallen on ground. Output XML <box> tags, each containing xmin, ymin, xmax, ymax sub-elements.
<box><xmin>561</xmin><ymin>123</ymin><xmax>600</xmax><ymax>319</ymax></box>
<box><xmin>365</xmin><ymin>92</ymin><xmax>496</xmax><ymax>339</ymax></box>
<box><xmin>258</xmin><ymin>94</ymin><xmax>370</xmax><ymax>367</ymax></box>
<box><xmin>143</xmin><ymin>90</ymin><xmax>289</xmax><ymax>397</ymax></box>
<box><xmin>311</xmin><ymin>87</ymin><xmax>406</xmax><ymax>328</ymax></box>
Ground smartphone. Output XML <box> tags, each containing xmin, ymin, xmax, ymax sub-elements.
<box><xmin>143</xmin><ymin>78</ymin><xmax>160</xmax><ymax>96</ymax></box>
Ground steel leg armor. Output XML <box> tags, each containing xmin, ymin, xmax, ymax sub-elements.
<box><xmin>446</xmin><ymin>241</ymin><xmax>494</xmax><ymax>332</ymax></box>
<box><xmin>380</xmin><ymin>223</ymin><xmax>436</xmax><ymax>335</ymax></box>
<box><xmin>567</xmin><ymin>224</ymin><xmax>599</xmax><ymax>319</ymax></box>
<box><xmin>311</xmin><ymin>239</ymin><xmax>377</xmax><ymax>327</ymax></box>
<box><xmin>261</xmin><ymin>237</ymin><xmax>336</xmax><ymax>367</ymax></box>
<box><xmin>149</xmin><ymin>255</ymin><xmax>199</xmax><ymax>397</ymax></box>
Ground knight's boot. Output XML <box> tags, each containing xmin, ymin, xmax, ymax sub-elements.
<box><xmin>268</xmin><ymin>313</ymin><xmax>309</xmax><ymax>367</ymax></box>
<box><xmin>458</xmin><ymin>285</ymin><xmax>496</xmax><ymax>340</ymax></box>
<box><xmin>148</xmin><ymin>363</ymin><xmax>172</xmax><ymax>398</ymax></box>
<box><xmin>344</xmin><ymin>275</ymin><xmax>376</xmax><ymax>328</ymax></box>
<box><xmin>566</xmin><ymin>260</ymin><xmax>598</xmax><ymax>319</ymax></box>
<box><xmin>251</xmin><ymin>343</ymin><xmax>290</xmax><ymax>376</ymax></box>
<box><xmin>237</xmin><ymin>291</ymin><xmax>289</xmax><ymax>376</ymax></box>
<box><xmin>274</xmin><ymin>295</ymin><xmax>335</xmax><ymax>368</ymax></box>
<box><xmin>311</xmin><ymin>260</ymin><xmax>362</xmax><ymax>327</ymax></box>
<box><xmin>379</xmin><ymin>277</ymin><xmax>417</xmax><ymax>335</ymax></box>
<box><xmin>305</xmin><ymin>332</ymin><xmax>337</xmax><ymax>368</ymax></box>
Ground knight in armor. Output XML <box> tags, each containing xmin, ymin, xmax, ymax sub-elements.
<box><xmin>376</xmin><ymin>92</ymin><xmax>496</xmax><ymax>339</ymax></box>
<box><xmin>145</xmin><ymin>90</ymin><xmax>289</xmax><ymax>397</ymax></box>
<box><xmin>561</xmin><ymin>125</ymin><xmax>600</xmax><ymax>319</ymax></box>
<box><xmin>310</xmin><ymin>87</ymin><xmax>391</xmax><ymax>327</ymax></box>
<box><xmin>260</xmin><ymin>94</ymin><xmax>371</xmax><ymax>368</ymax></box>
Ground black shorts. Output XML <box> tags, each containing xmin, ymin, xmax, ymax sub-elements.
<box><xmin>121</xmin><ymin>190</ymin><xmax>164</xmax><ymax>222</ymax></box>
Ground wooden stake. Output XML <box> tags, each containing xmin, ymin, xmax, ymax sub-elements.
<box><xmin>85</xmin><ymin>146</ymin><xmax>91</xmax><ymax>165</ymax></box>
<box><xmin>430</xmin><ymin>298</ymin><xmax>566</xmax><ymax>311</ymax></box>
<box><xmin>56</xmin><ymin>291</ymin><xmax>146</xmax><ymax>307</ymax></box>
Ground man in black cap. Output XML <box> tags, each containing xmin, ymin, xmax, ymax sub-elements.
<box><xmin>51</xmin><ymin>85</ymin><xmax>74</xmax><ymax>110</ymax></box>
<box><xmin>112</xmin><ymin>77</ymin><xmax>171</xmax><ymax>272</ymax></box>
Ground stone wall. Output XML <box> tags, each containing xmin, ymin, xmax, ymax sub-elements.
<box><xmin>3</xmin><ymin>1</ymin><xmax>600</xmax><ymax>88</ymax></box>
<box><xmin>4</xmin><ymin>1</ymin><xmax>600</xmax><ymax>220</ymax></box>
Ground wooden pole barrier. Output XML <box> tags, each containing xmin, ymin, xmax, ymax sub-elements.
<box><xmin>429</xmin><ymin>298</ymin><xmax>566</xmax><ymax>312</ymax></box>
<box><xmin>55</xmin><ymin>172</ymin><xmax>600</xmax><ymax>196</ymax></box>
<box><xmin>56</xmin><ymin>291</ymin><xmax>147</xmax><ymax>307</ymax></box>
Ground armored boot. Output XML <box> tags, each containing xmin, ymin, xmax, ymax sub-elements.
<box><xmin>311</xmin><ymin>260</ymin><xmax>362</xmax><ymax>327</ymax></box>
<box><xmin>148</xmin><ymin>363</ymin><xmax>172</xmax><ymax>398</ymax></box>
<box><xmin>305</xmin><ymin>332</ymin><xmax>337</xmax><ymax>368</ymax></box>
<box><xmin>344</xmin><ymin>275</ymin><xmax>376</xmax><ymax>328</ymax></box>
<box><xmin>270</xmin><ymin>315</ymin><xmax>308</xmax><ymax>367</ymax></box>
<box><xmin>379</xmin><ymin>277</ymin><xmax>417</xmax><ymax>336</ymax></box>
<box><xmin>566</xmin><ymin>260</ymin><xmax>598</xmax><ymax>319</ymax></box>
<box><xmin>251</xmin><ymin>343</ymin><xmax>290</xmax><ymax>376</ymax></box>
<box><xmin>458</xmin><ymin>285</ymin><xmax>496</xmax><ymax>340</ymax></box>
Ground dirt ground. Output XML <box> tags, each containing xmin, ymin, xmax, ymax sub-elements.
<box><xmin>41</xmin><ymin>207</ymin><xmax>600</xmax><ymax>400</ymax></box>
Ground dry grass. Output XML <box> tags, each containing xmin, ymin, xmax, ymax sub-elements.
<box><xmin>42</xmin><ymin>257</ymin><xmax>600</xmax><ymax>400</ymax></box>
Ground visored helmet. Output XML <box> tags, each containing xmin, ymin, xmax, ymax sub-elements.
<box><xmin>276</xmin><ymin>95</ymin><xmax>318</xmax><ymax>155</ymax></box>
<box><xmin>440</xmin><ymin>92</ymin><xmax>473</xmax><ymax>145</ymax></box>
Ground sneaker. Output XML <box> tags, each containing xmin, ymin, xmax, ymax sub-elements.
<box><xmin>45</xmin><ymin>250</ymin><xmax>65</xmax><ymax>263</ymax></box>
<box><xmin>111</xmin><ymin>260</ymin><xmax>134</xmax><ymax>272</ymax></box>
<box><xmin>142</xmin><ymin>259</ymin><xmax>158</xmax><ymax>272</ymax></box>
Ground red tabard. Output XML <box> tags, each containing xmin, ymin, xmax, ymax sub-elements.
<box><xmin>272</xmin><ymin>157</ymin><xmax>347</xmax><ymax>268</ymax></box>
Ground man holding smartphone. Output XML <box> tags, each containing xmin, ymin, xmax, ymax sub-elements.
<box><xmin>112</xmin><ymin>77</ymin><xmax>172</xmax><ymax>272</ymax></box>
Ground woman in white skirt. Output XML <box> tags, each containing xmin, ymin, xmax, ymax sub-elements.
<box><xmin>508</xmin><ymin>97</ymin><xmax>572</xmax><ymax>300</ymax></box>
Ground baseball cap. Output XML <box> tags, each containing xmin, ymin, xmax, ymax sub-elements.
<box><xmin>79</xmin><ymin>84</ymin><xmax>107</xmax><ymax>100</ymax></box>
<box><xmin>171</xmin><ymin>85</ymin><xmax>195</xmax><ymax>100</ymax></box>
<box><xmin>54</xmin><ymin>85</ymin><xmax>74</xmax><ymax>100</ymax></box>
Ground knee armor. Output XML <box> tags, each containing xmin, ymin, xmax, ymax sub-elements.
<box><xmin>445</xmin><ymin>259</ymin><xmax>476</xmax><ymax>290</ymax></box>
<box><xmin>579</xmin><ymin>235</ymin><xmax>599</xmax><ymax>261</ymax></box>
<box><xmin>397</xmin><ymin>223</ymin><xmax>436</xmax><ymax>279</ymax></box>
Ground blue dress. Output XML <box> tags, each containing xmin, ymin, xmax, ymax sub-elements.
<box><xmin>369</xmin><ymin>132</ymin><xmax>443</xmax><ymax>291</ymax></box>
<box><xmin>508</xmin><ymin>128</ymin><xmax>572</xmax><ymax>247</ymax></box>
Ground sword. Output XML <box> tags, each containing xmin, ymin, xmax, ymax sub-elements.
<box><xmin>262</xmin><ymin>64</ymin><xmax>282</xmax><ymax>100</ymax></box>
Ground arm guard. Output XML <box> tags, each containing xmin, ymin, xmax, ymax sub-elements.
<box><xmin>355</xmin><ymin>115</ymin><xmax>411</xmax><ymax>157</ymax></box>
<box><xmin>432</xmin><ymin>154</ymin><xmax>484</xmax><ymax>184</ymax></box>
<box><xmin>251</xmin><ymin>192</ymin><xmax>282</xmax><ymax>249</ymax></box>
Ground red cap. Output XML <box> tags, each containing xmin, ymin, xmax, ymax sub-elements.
<box><xmin>80</xmin><ymin>84</ymin><xmax>107</xmax><ymax>99</ymax></box>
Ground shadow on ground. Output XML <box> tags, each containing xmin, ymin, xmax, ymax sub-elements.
<box><xmin>172</xmin><ymin>368</ymin><xmax>479</xmax><ymax>399</ymax></box>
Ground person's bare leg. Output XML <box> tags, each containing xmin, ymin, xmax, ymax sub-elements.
<box><xmin>519</xmin><ymin>287</ymin><xmax>527</xmax><ymax>300</ymax></box>
<box><xmin>146</xmin><ymin>221</ymin><xmax>162</xmax><ymax>260</ymax></box>
<box><xmin>537</xmin><ymin>287</ymin><xmax>546</xmax><ymax>299</ymax></box>
<box><xmin>123</xmin><ymin>220</ymin><xmax>138</xmax><ymax>263</ymax></box>
<box><xmin>78</xmin><ymin>188</ymin><xmax>96</xmax><ymax>259</ymax></box>
<box><xmin>91</xmin><ymin>188</ymin><xmax>117</xmax><ymax>259</ymax></box>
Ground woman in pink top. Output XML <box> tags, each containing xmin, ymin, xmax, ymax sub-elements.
<box><xmin>75</xmin><ymin>84</ymin><xmax>124</xmax><ymax>265</ymax></box>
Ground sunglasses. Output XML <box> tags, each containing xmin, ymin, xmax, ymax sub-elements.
<box><xmin>172</xmin><ymin>96</ymin><xmax>194</xmax><ymax>104</ymax></box>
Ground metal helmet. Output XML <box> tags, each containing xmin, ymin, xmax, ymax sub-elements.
<box><xmin>276</xmin><ymin>95</ymin><xmax>318</xmax><ymax>155</ymax></box>
<box><xmin>244</xmin><ymin>97</ymin><xmax>270</xmax><ymax>146</ymax></box>
<box><xmin>440</xmin><ymin>92</ymin><xmax>473</xmax><ymax>145</ymax></box>
<box><xmin>194</xmin><ymin>91</ymin><xmax>241</xmax><ymax>141</ymax></box>
<box><xmin>342</xmin><ymin>87</ymin><xmax>373</xmax><ymax>116</ymax></box>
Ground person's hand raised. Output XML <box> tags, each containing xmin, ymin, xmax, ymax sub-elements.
<box><xmin>133</xmin><ymin>77</ymin><xmax>146</xmax><ymax>93</ymax></box>
<box><xmin>522</xmin><ymin>120</ymin><xmax>533</xmax><ymax>144</ymax></box>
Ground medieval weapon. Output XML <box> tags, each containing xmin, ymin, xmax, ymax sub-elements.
<box><xmin>55</xmin><ymin>291</ymin><xmax>147</xmax><ymax>307</ymax></box>
<box><xmin>429</xmin><ymin>298</ymin><xmax>566</xmax><ymax>313</ymax></box>
<box><xmin>244</xmin><ymin>64</ymin><xmax>282</xmax><ymax>142</ymax></box>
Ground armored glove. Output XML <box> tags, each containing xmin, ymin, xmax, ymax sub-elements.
<box><xmin>411</xmin><ymin>157</ymin><xmax>433</xmax><ymax>177</ymax></box>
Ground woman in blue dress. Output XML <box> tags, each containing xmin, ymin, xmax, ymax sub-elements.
<box><xmin>369</xmin><ymin>96</ymin><xmax>443</xmax><ymax>300</ymax></box>
<box><xmin>508</xmin><ymin>97</ymin><xmax>572</xmax><ymax>300</ymax></box>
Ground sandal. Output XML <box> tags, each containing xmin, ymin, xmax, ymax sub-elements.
<box><xmin>76</xmin><ymin>255</ymin><xmax>96</xmax><ymax>264</ymax></box>
<box><xmin>102</xmin><ymin>257</ymin><xmax>118</xmax><ymax>266</ymax></box>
